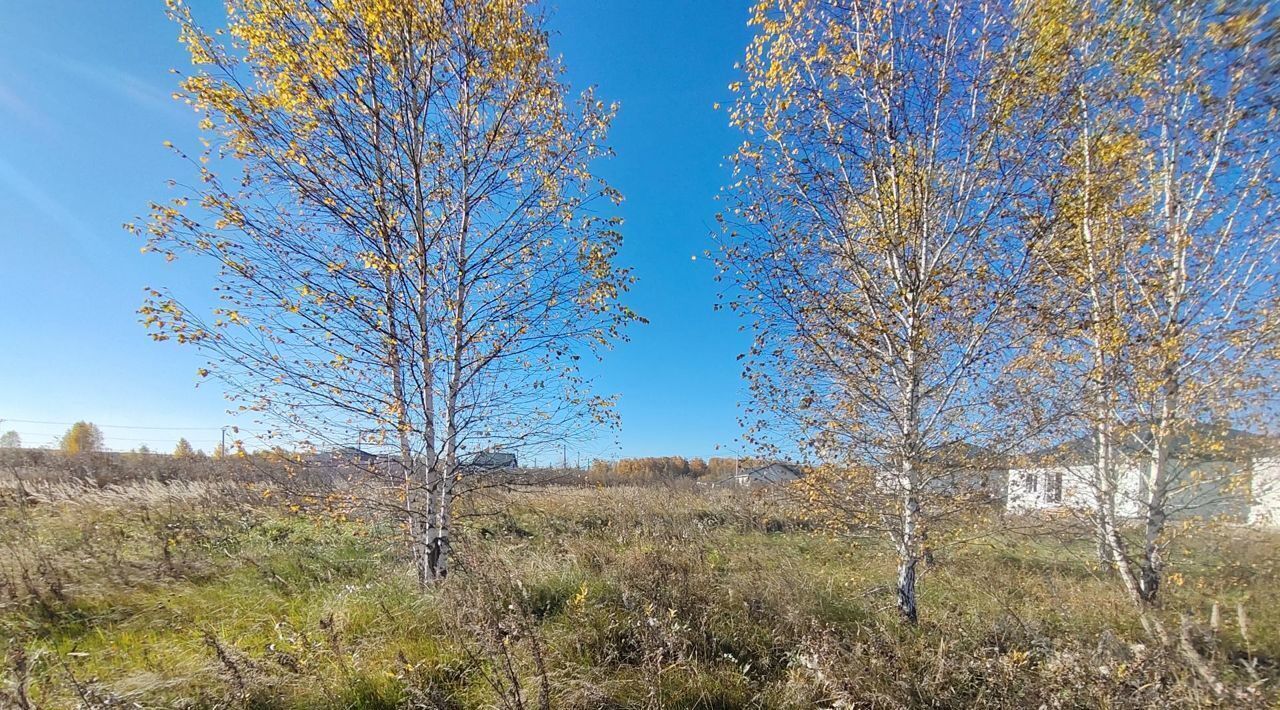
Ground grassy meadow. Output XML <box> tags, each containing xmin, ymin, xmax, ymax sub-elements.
<box><xmin>2</xmin><ymin>476</ymin><xmax>1279</xmax><ymax>708</ymax></box>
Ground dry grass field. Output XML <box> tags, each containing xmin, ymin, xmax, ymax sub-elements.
<box><xmin>2</xmin><ymin>473</ymin><xmax>1279</xmax><ymax>708</ymax></box>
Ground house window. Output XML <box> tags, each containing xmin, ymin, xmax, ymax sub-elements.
<box><xmin>1046</xmin><ymin>471</ymin><xmax>1063</xmax><ymax>503</ymax></box>
<box><xmin>1024</xmin><ymin>471</ymin><xmax>1037</xmax><ymax>493</ymax></box>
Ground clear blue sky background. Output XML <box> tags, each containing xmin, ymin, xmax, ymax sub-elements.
<box><xmin>0</xmin><ymin>1</ymin><xmax>755</xmax><ymax>458</ymax></box>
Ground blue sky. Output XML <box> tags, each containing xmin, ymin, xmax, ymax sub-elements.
<box><xmin>0</xmin><ymin>1</ymin><xmax>755</xmax><ymax>459</ymax></box>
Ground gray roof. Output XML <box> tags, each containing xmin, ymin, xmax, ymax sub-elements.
<box><xmin>465</xmin><ymin>451</ymin><xmax>518</xmax><ymax>469</ymax></box>
<box><xmin>921</xmin><ymin>442</ymin><xmax>1007</xmax><ymax>469</ymax></box>
<box><xmin>334</xmin><ymin>446</ymin><xmax>381</xmax><ymax>463</ymax></box>
<box><xmin>1021</xmin><ymin>424</ymin><xmax>1275</xmax><ymax>466</ymax></box>
<box><xmin>740</xmin><ymin>462</ymin><xmax>803</xmax><ymax>481</ymax></box>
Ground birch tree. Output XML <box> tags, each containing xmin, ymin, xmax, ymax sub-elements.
<box><xmin>133</xmin><ymin>0</ymin><xmax>636</xmax><ymax>585</ymax></box>
<box><xmin>1026</xmin><ymin>0</ymin><xmax>1280</xmax><ymax>606</ymax></box>
<box><xmin>1016</xmin><ymin>0</ymin><xmax>1149</xmax><ymax>591</ymax></box>
<box><xmin>1121</xmin><ymin>0</ymin><xmax>1280</xmax><ymax>605</ymax></box>
<box><xmin>720</xmin><ymin>0</ymin><xmax>1052</xmax><ymax>623</ymax></box>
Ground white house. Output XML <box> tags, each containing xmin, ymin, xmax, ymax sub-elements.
<box><xmin>734</xmin><ymin>462</ymin><xmax>803</xmax><ymax>486</ymax></box>
<box><xmin>1249</xmin><ymin>457</ymin><xmax>1280</xmax><ymax>527</ymax></box>
<box><xmin>873</xmin><ymin>442</ymin><xmax>1008</xmax><ymax>503</ymax></box>
<box><xmin>463</xmin><ymin>450</ymin><xmax>518</xmax><ymax>470</ymax></box>
<box><xmin>1006</xmin><ymin>426</ymin><xmax>1274</xmax><ymax>524</ymax></box>
<box><xmin>921</xmin><ymin>442</ymin><xmax>1007</xmax><ymax>502</ymax></box>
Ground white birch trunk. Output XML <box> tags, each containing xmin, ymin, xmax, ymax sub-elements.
<box><xmin>896</xmin><ymin>309</ymin><xmax>923</xmax><ymax>624</ymax></box>
<box><xmin>1139</xmin><ymin>362</ymin><xmax>1177</xmax><ymax>603</ymax></box>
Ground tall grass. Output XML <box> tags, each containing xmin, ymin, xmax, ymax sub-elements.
<box><xmin>2</xmin><ymin>479</ymin><xmax>1276</xmax><ymax>708</ymax></box>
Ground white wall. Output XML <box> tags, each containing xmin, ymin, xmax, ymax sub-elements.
<box><xmin>1148</xmin><ymin>459</ymin><xmax>1251</xmax><ymax>522</ymax></box>
<box><xmin>1008</xmin><ymin>457</ymin><xmax>1253</xmax><ymax>522</ymax></box>
<box><xmin>873</xmin><ymin>466</ymin><xmax>1004</xmax><ymax>500</ymax></box>
<box><xmin>1250</xmin><ymin>458</ymin><xmax>1280</xmax><ymax>527</ymax></box>
<box><xmin>1006</xmin><ymin>462</ymin><xmax>1143</xmax><ymax>516</ymax></box>
<box><xmin>1006</xmin><ymin>465</ymin><xmax>1098</xmax><ymax>514</ymax></box>
<box><xmin>736</xmin><ymin>464</ymin><xmax>800</xmax><ymax>486</ymax></box>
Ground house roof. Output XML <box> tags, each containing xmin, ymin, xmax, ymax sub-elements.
<box><xmin>465</xmin><ymin>450</ymin><xmax>518</xmax><ymax>469</ymax></box>
<box><xmin>740</xmin><ymin>462</ymin><xmax>803</xmax><ymax>480</ymax></box>
<box><xmin>1019</xmin><ymin>424</ymin><xmax>1276</xmax><ymax>466</ymax></box>
<box><xmin>334</xmin><ymin>446</ymin><xmax>380</xmax><ymax>463</ymax></box>
<box><xmin>921</xmin><ymin>441</ymin><xmax>1008</xmax><ymax>469</ymax></box>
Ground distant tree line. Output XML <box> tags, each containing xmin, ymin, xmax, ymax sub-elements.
<box><xmin>0</xmin><ymin>421</ymin><xmax>221</xmax><ymax>460</ymax></box>
<box><xmin>585</xmin><ymin>456</ymin><xmax>759</xmax><ymax>485</ymax></box>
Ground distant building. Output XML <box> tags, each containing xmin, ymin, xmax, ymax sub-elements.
<box><xmin>873</xmin><ymin>442</ymin><xmax>1008</xmax><ymax>503</ymax></box>
<box><xmin>333</xmin><ymin>446</ymin><xmax>381</xmax><ymax>465</ymax></box>
<box><xmin>921</xmin><ymin>442</ymin><xmax>1006</xmax><ymax>501</ymax></box>
<box><xmin>1006</xmin><ymin>425</ymin><xmax>1276</xmax><ymax>524</ymax></box>
<box><xmin>735</xmin><ymin>462</ymin><xmax>803</xmax><ymax>486</ymax></box>
<box><xmin>464</xmin><ymin>450</ymin><xmax>518</xmax><ymax>470</ymax></box>
<box><xmin>1249</xmin><ymin>457</ymin><xmax>1280</xmax><ymax>527</ymax></box>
